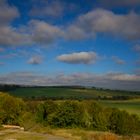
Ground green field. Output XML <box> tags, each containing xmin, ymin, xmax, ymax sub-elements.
<box><xmin>6</xmin><ymin>87</ymin><xmax>140</xmax><ymax>99</ymax></box>
<box><xmin>99</xmin><ymin>99</ymin><xmax>140</xmax><ymax>117</ymax></box>
<box><xmin>1</xmin><ymin>86</ymin><xmax>140</xmax><ymax>117</ymax></box>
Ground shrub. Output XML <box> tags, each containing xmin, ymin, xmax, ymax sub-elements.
<box><xmin>109</xmin><ymin>109</ymin><xmax>140</xmax><ymax>135</ymax></box>
<box><xmin>36</xmin><ymin>100</ymin><xmax>58</xmax><ymax>123</ymax></box>
<box><xmin>84</xmin><ymin>101</ymin><xmax>108</xmax><ymax>131</ymax></box>
<box><xmin>47</xmin><ymin>101</ymin><xmax>84</xmax><ymax>128</ymax></box>
<box><xmin>0</xmin><ymin>93</ymin><xmax>25</xmax><ymax>125</ymax></box>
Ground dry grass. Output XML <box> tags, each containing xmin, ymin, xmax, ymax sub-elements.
<box><xmin>0</xmin><ymin>130</ymin><xmax>48</xmax><ymax>140</ymax></box>
<box><xmin>0</xmin><ymin>128</ymin><xmax>140</xmax><ymax>140</ymax></box>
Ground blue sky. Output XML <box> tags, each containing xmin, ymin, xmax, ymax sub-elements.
<box><xmin>0</xmin><ymin>0</ymin><xmax>140</xmax><ymax>90</ymax></box>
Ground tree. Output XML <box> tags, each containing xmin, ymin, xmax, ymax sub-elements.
<box><xmin>0</xmin><ymin>93</ymin><xmax>25</xmax><ymax>125</ymax></box>
<box><xmin>84</xmin><ymin>101</ymin><xmax>108</xmax><ymax>131</ymax></box>
<box><xmin>36</xmin><ymin>100</ymin><xmax>58</xmax><ymax>124</ymax></box>
<box><xmin>109</xmin><ymin>109</ymin><xmax>140</xmax><ymax>135</ymax></box>
<box><xmin>47</xmin><ymin>101</ymin><xmax>84</xmax><ymax>128</ymax></box>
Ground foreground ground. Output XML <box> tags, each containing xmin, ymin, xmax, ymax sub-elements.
<box><xmin>0</xmin><ymin>128</ymin><xmax>140</xmax><ymax>140</ymax></box>
<box><xmin>0</xmin><ymin>129</ymin><xmax>70</xmax><ymax>140</ymax></box>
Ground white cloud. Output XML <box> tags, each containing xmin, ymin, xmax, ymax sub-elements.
<box><xmin>0</xmin><ymin>6</ymin><xmax>140</xmax><ymax>47</ymax></box>
<box><xmin>65</xmin><ymin>25</ymin><xmax>91</xmax><ymax>40</ymax></box>
<box><xmin>0</xmin><ymin>72</ymin><xmax>140</xmax><ymax>91</ymax></box>
<box><xmin>0</xmin><ymin>26</ymin><xmax>30</xmax><ymax>46</ymax></box>
<box><xmin>67</xmin><ymin>9</ymin><xmax>140</xmax><ymax>40</ymax></box>
<box><xmin>0</xmin><ymin>1</ymin><xmax>19</xmax><ymax>25</ymax></box>
<box><xmin>29</xmin><ymin>20</ymin><xmax>64</xmax><ymax>44</ymax></box>
<box><xmin>107</xmin><ymin>73</ymin><xmax>140</xmax><ymax>81</ymax></box>
<box><xmin>28</xmin><ymin>55</ymin><xmax>43</xmax><ymax>65</ymax></box>
<box><xmin>0</xmin><ymin>0</ymin><xmax>30</xmax><ymax>46</ymax></box>
<box><xmin>57</xmin><ymin>52</ymin><xmax>98</xmax><ymax>64</ymax></box>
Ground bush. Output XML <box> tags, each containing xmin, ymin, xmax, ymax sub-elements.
<box><xmin>84</xmin><ymin>101</ymin><xmax>108</xmax><ymax>131</ymax></box>
<box><xmin>36</xmin><ymin>100</ymin><xmax>58</xmax><ymax>123</ymax></box>
<box><xmin>47</xmin><ymin>101</ymin><xmax>84</xmax><ymax>128</ymax></box>
<box><xmin>1</xmin><ymin>92</ymin><xmax>139</xmax><ymax>136</ymax></box>
<box><xmin>109</xmin><ymin>109</ymin><xmax>140</xmax><ymax>135</ymax></box>
<box><xmin>0</xmin><ymin>93</ymin><xmax>25</xmax><ymax>125</ymax></box>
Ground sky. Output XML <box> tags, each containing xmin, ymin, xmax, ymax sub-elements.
<box><xmin>0</xmin><ymin>0</ymin><xmax>140</xmax><ymax>90</ymax></box>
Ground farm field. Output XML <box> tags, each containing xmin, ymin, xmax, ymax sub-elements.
<box><xmin>99</xmin><ymin>99</ymin><xmax>140</xmax><ymax>117</ymax></box>
<box><xmin>0</xmin><ymin>91</ymin><xmax>140</xmax><ymax>138</ymax></box>
<box><xmin>5</xmin><ymin>86</ymin><xmax>140</xmax><ymax>99</ymax></box>
<box><xmin>1</xmin><ymin>86</ymin><xmax>140</xmax><ymax>117</ymax></box>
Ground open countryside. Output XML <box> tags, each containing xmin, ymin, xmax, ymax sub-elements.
<box><xmin>0</xmin><ymin>0</ymin><xmax>140</xmax><ymax>139</ymax></box>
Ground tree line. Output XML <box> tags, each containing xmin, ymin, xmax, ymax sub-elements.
<box><xmin>0</xmin><ymin>93</ymin><xmax>140</xmax><ymax>136</ymax></box>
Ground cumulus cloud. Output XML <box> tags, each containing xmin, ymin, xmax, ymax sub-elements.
<box><xmin>29</xmin><ymin>20</ymin><xmax>64</xmax><ymax>44</ymax></box>
<box><xmin>0</xmin><ymin>0</ymin><xmax>30</xmax><ymax>46</ymax></box>
<box><xmin>0</xmin><ymin>71</ymin><xmax>140</xmax><ymax>91</ymax></box>
<box><xmin>57</xmin><ymin>52</ymin><xmax>98</xmax><ymax>64</ymax></box>
<box><xmin>0</xmin><ymin>26</ymin><xmax>30</xmax><ymax>46</ymax></box>
<box><xmin>0</xmin><ymin>1</ymin><xmax>19</xmax><ymax>25</ymax></box>
<box><xmin>0</xmin><ymin>2</ymin><xmax>140</xmax><ymax>47</ymax></box>
<box><xmin>106</xmin><ymin>73</ymin><xmax>139</xmax><ymax>81</ymax></box>
<box><xmin>112</xmin><ymin>56</ymin><xmax>125</xmax><ymax>65</ymax></box>
<box><xmin>65</xmin><ymin>25</ymin><xmax>88</xmax><ymax>40</ymax></box>
<box><xmin>0</xmin><ymin>19</ymin><xmax>63</xmax><ymax>46</ymax></box>
<box><xmin>28</xmin><ymin>55</ymin><xmax>43</xmax><ymax>65</ymax></box>
<box><xmin>1</xmin><ymin>6</ymin><xmax>140</xmax><ymax>46</ymax></box>
<box><xmin>67</xmin><ymin>9</ymin><xmax>140</xmax><ymax>40</ymax></box>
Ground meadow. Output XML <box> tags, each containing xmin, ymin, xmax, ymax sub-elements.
<box><xmin>5</xmin><ymin>86</ymin><xmax>140</xmax><ymax>99</ymax></box>
<box><xmin>1</xmin><ymin>86</ymin><xmax>140</xmax><ymax>117</ymax></box>
<box><xmin>0</xmin><ymin>90</ymin><xmax>140</xmax><ymax>140</ymax></box>
<box><xmin>99</xmin><ymin>99</ymin><xmax>140</xmax><ymax>117</ymax></box>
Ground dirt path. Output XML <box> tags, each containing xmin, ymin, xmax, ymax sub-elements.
<box><xmin>0</xmin><ymin>129</ymin><xmax>71</xmax><ymax>140</ymax></box>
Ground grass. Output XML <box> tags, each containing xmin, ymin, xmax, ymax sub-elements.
<box><xmin>99</xmin><ymin>99</ymin><xmax>140</xmax><ymax>117</ymax></box>
<box><xmin>2</xmin><ymin>87</ymin><xmax>140</xmax><ymax>117</ymax></box>
<box><xmin>6</xmin><ymin>87</ymin><xmax>140</xmax><ymax>99</ymax></box>
<box><xmin>1</xmin><ymin>128</ymin><xmax>140</xmax><ymax>140</ymax></box>
<box><xmin>0</xmin><ymin>129</ymin><xmax>49</xmax><ymax>140</ymax></box>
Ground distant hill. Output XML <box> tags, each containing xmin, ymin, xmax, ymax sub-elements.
<box><xmin>0</xmin><ymin>84</ymin><xmax>140</xmax><ymax>100</ymax></box>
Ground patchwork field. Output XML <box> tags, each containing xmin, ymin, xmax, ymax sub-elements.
<box><xmin>99</xmin><ymin>99</ymin><xmax>140</xmax><ymax>117</ymax></box>
<box><xmin>1</xmin><ymin>86</ymin><xmax>140</xmax><ymax>117</ymax></box>
<box><xmin>5</xmin><ymin>87</ymin><xmax>140</xmax><ymax>99</ymax></box>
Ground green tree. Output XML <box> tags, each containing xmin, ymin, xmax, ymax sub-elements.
<box><xmin>36</xmin><ymin>100</ymin><xmax>58</xmax><ymax>124</ymax></box>
<box><xmin>84</xmin><ymin>101</ymin><xmax>108</xmax><ymax>131</ymax></box>
<box><xmin>47</xmin><ymin>101</ymin><xmax>84</xmax><ymax>128</ymax></box>
<box><xmin>109</xmin><ymin>109</ymin><xmax>140</xmax><ymax>135</ymax></box>
<box><xmin>0</xmin><ymin>93</ymin><xmax>25</xmax><ymax>125</ymax></box>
